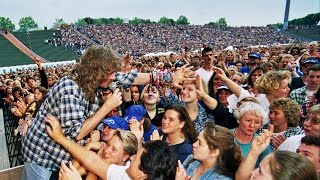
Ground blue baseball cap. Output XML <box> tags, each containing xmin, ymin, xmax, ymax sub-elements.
<box><xmin>302</xmin><ymin>58</ymin><xmax>319</xmax><ymax>65</ymax></box>
<box><xmin>248</xmin><ymin>52</ymin><xmax>261</xmax><ymax>59</ymax></box>
<box><xmin>124</xmin><ymin>105</ymin><xmax>147</xmax><ymax>122</ymax></box>
<box><xmin>100</xmin><ymin>116</ymin><xmax>129</xmax><ymax>130</ymax></box>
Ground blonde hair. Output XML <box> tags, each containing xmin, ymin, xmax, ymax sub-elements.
<box><xmin>114</xmin><ymin>130</ymin><xmax>138</xmax><ymax>158</ymax></box>
<box><xmin>73</xmin><ymin>45</ymin><xmax>123</xmax><ymax>102</ymax></box>
<box><xmin>255</xmin><ymin>70</ymin><xmax>291</xmax><ymax>95</ymax></box>
<box><xmin>269</xmin><ymin>98</ymin><xmax>300</xmax><ymax>127</ymax></box>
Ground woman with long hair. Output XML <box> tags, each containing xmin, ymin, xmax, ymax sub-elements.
<box><xmin>176</xmin><ymin>122</ymin><xmax>242</xmax><ymax>180</ymax></box>
<box><xmin>161</xmin><ymin>105</ymin><xmax>198</xmax><ymax>162</ymax></box>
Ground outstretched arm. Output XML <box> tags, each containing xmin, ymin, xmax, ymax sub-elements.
<box><xmin>46</xmin><ymin>114</ymin><xmax>110</xmax><ymax>180</ymax></box>
<box><xmin>213</xmin><ymin>66</ymin><xmax>242</xmax><ymax>97</ymax></box>
<box><xmin>235</xmin><ymin>125</ymin><xmax>274</xmax><ymax>180</ymax></box>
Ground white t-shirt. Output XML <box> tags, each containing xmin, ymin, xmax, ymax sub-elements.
<box><xmin>278</xmin><ymin>134</ymin><xmax>305</xmax><ymax>152</ymax></box>
<box><xmin>196</xmin><ymin>68</ymin><xmax>214</xmax><ymax>86</ymax></box>
<box><xmin>305</xmin><ymin>89</ymin><xmax>316</xmax><ymax>101</ymax></box>
<box><xmin>106</xmin><ymin>162</ymin><xmax>131</xmax><ymax>180</ymax></box>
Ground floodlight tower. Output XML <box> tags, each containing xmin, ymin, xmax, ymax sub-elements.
<box><xmin>283</xmin><ymin>0</ymin><xmax>291</xmax><ymax>29</ymax></box>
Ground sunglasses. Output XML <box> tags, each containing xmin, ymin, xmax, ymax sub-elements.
<box><xmin>144</xmin><ymin>85</ymin><xmax>157</xmax><ymax>94</ymax></box>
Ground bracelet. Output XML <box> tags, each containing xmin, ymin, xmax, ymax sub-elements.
<box><xmin>149</xmin><ymin>73</ymin><xmax>154</xmax><ymax>84</ymax></box>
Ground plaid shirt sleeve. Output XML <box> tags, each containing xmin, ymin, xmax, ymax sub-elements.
<box><xmin>289</xmin><ymin>86</ymin><xmax>307</xmax><ymax>105</ymax></box>
<box><xmin>115</xmin><ymin>71</ymin><xmax>138</xmax><ymax>88</ymax></box>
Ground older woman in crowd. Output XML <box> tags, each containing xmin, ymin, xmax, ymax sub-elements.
<box><xmin>232</xmin><ymin>101</ymin><xmax>272</xmax><ymax>167</ymax></box>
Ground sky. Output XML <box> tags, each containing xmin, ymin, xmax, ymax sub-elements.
<box><xmin>1</xmin><ymin>0</ymin><xmax>319</xmax><ymax>29</ymax></box>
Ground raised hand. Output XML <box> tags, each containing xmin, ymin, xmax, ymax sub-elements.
<box><xmin>195</xmin><ymin>74</ymin><xmax>206</xmax><ymax>98</ymax></box>
<box><xmin>250</xmin><ymin>124</ymin><xmax>274</xmax><ymax>156</ymax></box>
<box><xmin>45</xmin><ymin>114</ymin><xmax>64</xmax><ymax>142</ymax></box>
<box><xmin>212</xmin><ymin>66</ymin><xmax>227</xmax><ymax>80</ymax></box>
<box><xmin>129</xmin><ymin>119</ymin><xmax>144</xmax><ymax>141</ymax></box>
<box><xmin>103</xmin><ymin>88</ymin><xmax>123</xmax><ymax>110</ymax></box>
<box><xmin>175</xmin><ymin>160</ymin><xmax>190</xmax><ymax>180</ymax></box>
<box><xmin>172</xmin><ymin>65</ymin><xmax>196</xmax><ymax>89</ymax></box>
<box><xmin>150</xmin><ymin>129</ymin><xmax>162</xmax><ymax>141</ymax></box>
<box><xmin>59</xmin><ymin>161</ymin><xmax>82</xmax><ymax>180</ymax></box>
<box><xmin>271</xmin><ymin>134</ymin><xmax>286</xmax><ymax>149</ymax></box>
<box><xmin>89</xmin><ymin>130</ymin><xmax>101</xmax><ymax>142</ymax></box>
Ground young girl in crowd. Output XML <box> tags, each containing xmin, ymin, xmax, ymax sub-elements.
<box><xmin>160</xmin><ymin>105</ymin><xmax>198</xmax><ymax>162</ymax></box>
<box><xmin>176</xmin><ymin>122</ymin><xmax>242</xmax><ymax>180</ymax></box>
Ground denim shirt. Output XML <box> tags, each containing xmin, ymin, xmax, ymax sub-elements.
<box><xmin>183</xmin><ymin>155</ymin><xmax>233</xmax><ymax>180</ymax></box>
<box><xmin>161</xmin><ymin>92</ymin><xmax>214</xmax><ymax>132</ymax></box>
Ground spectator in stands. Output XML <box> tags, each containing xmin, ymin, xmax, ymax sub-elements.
<box><xmin>240</xmin><ymin>52</ymin><xmax>261</xmax><ymax>75</ymax></box>
<box><xmin>278</xmin><ymin>104</ymin><xmax>320</xmax><ymax>152</ymax></box>
<box><xmin>99</xmin><ymin>116</ymin><xmax>129</xmax><ymax>143</ymax></box>
<box><xmin>290</xmin><ymin>57</ymin><xmax>319</xmax><ymax>91</ymax></box>
<box><xmin>296</xmin><ymin>135</ymin><xmax>320</xmax><ymax>175</ymax></box>
<box><xmin>268</xmin><ymin>98</ymin><xmax>304</xmax><ymax>149</ymax></box>
<box><xmin>308</xmin><ymin>41</ymin><xmax>320</xmax><ymax>57</ymax></box>
<box><xmin>246</xmin><ymin>66</ymin><xmax>266</xmax><ymax>95</ymax></box>
<box><xmin>300</xmin><ymin>88</ymin><xmax>320</xmax><ymax>126</ymax></box>
<box><xmin>124</xmin><ymin>105</ymin><xmax>157</xmax><ymax>142</ymax></box>
<box><xmin>157</xmin><ymin>105</ymin><xmax>198</xmax><ymax>162</ymax></box>
<box><xmin>140</xmin><ymin>84</ymin><xmax>165</xmax><ymax>127</ymax></box>
<box><xmin>176</xmin><ymin>122</ymin><xmax>242</xmax><ymax>180</ymax></box>
<box><xmin>290</xmin><ymin>64</ymin><xmax>320</xmax><ymax>105</ymax></box>
<box><xmin>21</xmin><ymin>45</ymin><xmax>133</xmax><ymax>180</ymax></box>
<box><xmin>196</xmin><ymin>47</ymin><xmax>215</xmax><ymax>86</ymax></box>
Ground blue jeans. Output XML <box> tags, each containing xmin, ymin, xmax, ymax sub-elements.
<box><xmin>21</xmin><ymin>162</ymin><xmax>52</xmax><ymax>180</ymax></box>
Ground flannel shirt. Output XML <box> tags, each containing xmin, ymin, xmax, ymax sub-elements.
<box><xmin>289</xmin><ymin>86</ymin><xmax>307</xmax><ymax>105</ymax></box>
<box><xmin>300</xmin><ymin>98</ymin><xmax>319</xmax><ymax>127</ymax></box>
<box><xmin>22</xmin><ymin>72</ymin><xmax>137</xmax><ymax>171</ymax></box>
<box><xmin>161</xmin><ymin>92</ymin><xmax>214</xmax><ymax>132</ymax></box>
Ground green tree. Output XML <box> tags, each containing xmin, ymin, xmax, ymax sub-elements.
<box><xmin>158</xmin><ymin>17</ymin><xmax>175</xmax><ymax>24</ymax></box>
<box><xmin>129</xmin><ymin>17</ymin><xmax>153</xmax><ymax>25</ymax></box>
<box><xmin>215</xmin><ymin>18</ymin><xmax>227</xmax><ymax>27</ymax></box>
<box><xmin>0</xmin><ymin>17</ymin><xmax>15</xmax><ymax>31</ymax></box>
<box><xmin>176</xmin><ymin>15</ymin><xmax>189</xmax><ymax>25</ymax></box>
<box><xmin>75</xmin><ymin>18</ymin><xmax>87</xmax><ymax>26</ymax></box>
<box><xmin>83</xmin><ymin>17</ymin><xmax>94</xmax><ymax>25</ymax></box>
<box><xmin>289</xmin><ymin>13</ymin><xmax>320</xmax><ymax>26</ymax></box>
<box><xmin>52</xmin><ymin>18</ymin><xmax>68</xmax><ymax>29</ymax></box>
<box><xmin>18</xmin><ymin>16</ymin><xmax>38</xmax><ymax>32</ymax></box>
<box><xmin>206</xmin><ymin>22</ymin><xmax>216</xmax><ymax>26</ymax></box>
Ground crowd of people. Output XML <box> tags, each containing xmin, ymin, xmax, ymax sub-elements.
<box><xmin>0</xmin><ymin>33</ymin><xmax>320</xmax><ymax>180</ymax></box>
<box><xmin>48</xmin><ymin>24</ymin><xmax>301</xmax><ymax>57</ymax></box>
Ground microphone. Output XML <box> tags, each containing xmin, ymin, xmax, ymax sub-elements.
<box><xmin>108</xmin><ymin>82</ymin><xmax>123</xmax><ymax>116</ymax></box>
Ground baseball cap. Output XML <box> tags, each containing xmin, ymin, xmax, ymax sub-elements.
<box><xmin>248</xmin><ymin>52</ymin><xmax>261</xmax><ymax>59</ymax></box>
<box><xmin>175</xmin><ymin>60</ymin><xmax>186</xmax><ymax>69</ymax></box>
<box><xmin>99</xmin><ymin>116</ymin><xmax>129</xmax><ymax>130</ymax></box>
<box><xmin>302</xmin><ymin>57</ymin><xmax>320</xmax><ymax>66</ymax></box>
<box><xmin>124</xmin><ymin>105</ymin><xmax>147</xmax><ymax>122</ymax></box>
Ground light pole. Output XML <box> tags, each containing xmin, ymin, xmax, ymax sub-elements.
<box><xmin>26</xmin><ymin>31</ymin><xmax>32</xmax><ymax>50</ymax></box>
